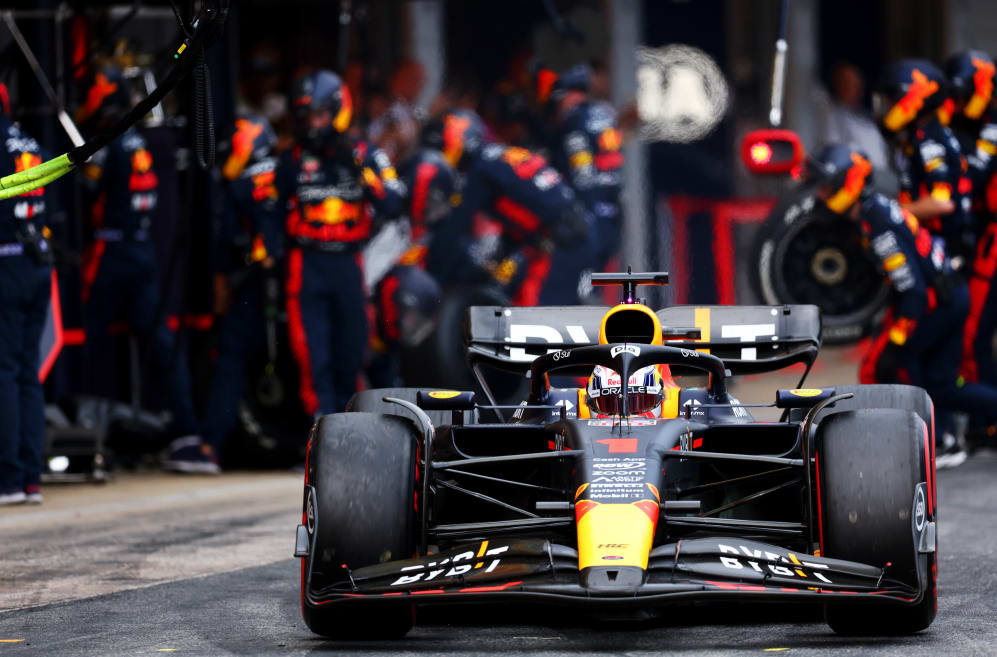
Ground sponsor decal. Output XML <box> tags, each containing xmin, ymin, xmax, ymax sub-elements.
<box><xmin>428</xmin><ymin>390</ymin><xmax>461</xmax><ymax>399</ymax></box>
<box><xmin>717</xmin><ymin>544</ymin><xmax>832</xmax><ymax>583</ymax></box>
<box><xmin>789</xmin><ymin>388</ymin><xmax>823</xmax><ymax>397</ymax></box>
<box><xmin>551</xmin><ymin>350</ymin><xmax>572</xmax><ymax>361</ymax></box>
<box><xmin>390</xmin><ymin>541</ymin><xmax>509</xmax><ymax>586</ymax></box>
<box><xmin>610</xmin><ymin>344</ymin><xmax>641</xmax><ymax>358</ymax></box>
<box><xmin>602</xmin><ymin>555</ymin><xmax>624</xmax><ymax>561</ymax></box>
<box><xmin>507</xmin><ymin>323</ymin><xmax>591</xmax><ymax>362</ymax></box>
<box><xmin>682</xmin><ymin>398</ymin><xmax>706</xmax><ymax>417</ymax></box>
<box><xmin>720</xmin><ymin>323</ymin><xmax>776</xmax><ymax>360</ymax></box>
<box><xmin>914</xmin><ymin>486</ymin><xmax>926</xmax><ymax>532</ymax></box>
<box><xmin>305</xmin><ymin>491</ymin><xmax>315</xmax><ymax>535</ymax></box>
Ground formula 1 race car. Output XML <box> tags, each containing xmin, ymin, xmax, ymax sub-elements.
<box><xmin>294</xmin><ymin>271</ymin><xmax>937</xmax><ymax>638</ymax></box>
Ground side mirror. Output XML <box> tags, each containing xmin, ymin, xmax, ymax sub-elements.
<box><xmin>775</xmin><ymin>387</ymin><xmax>836</xmax><ymax>409</ymax></box>
<box><xmin>740</xmin><ymin>129</ymin><xmax>805</xmax><ymax>175</ymax></box>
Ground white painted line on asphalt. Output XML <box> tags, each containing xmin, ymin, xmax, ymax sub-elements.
<box><xmin>0</xmin><ymin>477</ymin><xmax>300</xmax><ymax>529</ymax></box>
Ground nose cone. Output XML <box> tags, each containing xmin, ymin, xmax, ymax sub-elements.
<box><xmin>580</xmin><ymin>565</ymin><xmax>644</xmax><ymax>593</ymax></box>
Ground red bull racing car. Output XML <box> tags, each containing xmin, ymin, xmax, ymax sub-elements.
<box><xmin>294</xmin><ymin>271</ymin><xmax>937</xmax><ymax>638</ymax></box>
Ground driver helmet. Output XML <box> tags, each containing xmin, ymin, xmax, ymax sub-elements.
<box><xmin>586</xmin><ymin>364</ymin><xmax>664</xmax><ymax>418</ymax></box>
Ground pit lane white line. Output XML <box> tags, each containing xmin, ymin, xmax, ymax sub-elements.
<box><xmin>0</xmin><ymin>476</ymin><xmax>298</xmax><ymax>530</ymax></box>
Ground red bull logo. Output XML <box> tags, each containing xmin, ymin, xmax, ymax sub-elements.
<box><xmin>303</xmin><ymin>197</ymin><xmax>361</xmax><ymax>225</ymax></box>
<box><xmin>251</xmin><ymin>170</ymin><xmax>278</xmax><ymax>202</ymax></box>
<box><xmin>14</xmin><ymin>152</ymin><xmax>44</xmax><ymax>198</ymax></box>
<box><xmin>129</xmin><ymin>148</ymin><xmax>158</xmax><ymax>192</ymax></box>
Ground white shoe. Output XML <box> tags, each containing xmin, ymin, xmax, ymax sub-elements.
<box><xmin>25</xmin><ymin>486</ymin><xmax>42</xmax><ymax>504</ymax></box>
<box><xmin>0</xmin><ymin>491</ymin><xmax>26</xmax><ymax>506</ymax></box>
<box><xmin>936</xmin><ymin>432</ymin><xmax>968</xmax><ymax>470</ymax></box>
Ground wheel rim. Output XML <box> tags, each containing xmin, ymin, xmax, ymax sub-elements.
<box><xmin>774</xmin><ymin>209</ymin><xmax>889</xmax><ymax>324</ymax></box>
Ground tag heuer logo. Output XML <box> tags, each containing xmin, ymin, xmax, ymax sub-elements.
<box><xmin>636</xmin><ymin>44</ymin><xmax>730</xmax><ymax>143</ymax></box>
<box><xmin>610</xmin><ymin>345</ymin><xmax>641</xmax><ymax>358</ymax></box>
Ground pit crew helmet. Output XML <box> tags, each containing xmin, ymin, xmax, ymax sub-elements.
<box><xmin>807</xmin><ymin>144</ymin><xmax>873</xmax><ymax>214</ymax></box>
<box><xmin>220</xmin><ymin>114</ymin><xmax>277</xmax><ymax>180</ymax></box>
<box><xmin>291</xmin><ymin>69</ymin><xmax>352</xmax><ymax>150</ymax></box>
<box><xmin>76</xmin><ymin>65</ymin><xmax>132</xmax><ymax>126</ymax></box>
<box><xmin>945</xmin><ymin>50</ymin><xmax>996</xmax><ymax>120</ymax></box>
<box><xmin>874</xmin><ymin>59</ymin><xmax>948</xmax><ymax>135</ymax></box>
<box><xmin>422</xmin><ymin>108</ymin><xmax>486</xmax><ymax>170</ymax></box>
<box><xmin>533</xmin><ymin>62</ymin><xmax>591</xmax><ymax>106</ymax></box>
<box><xmin>586</xmin><ymin>364</ymin><xmax>664</xmax><ymax>418</ymax></box>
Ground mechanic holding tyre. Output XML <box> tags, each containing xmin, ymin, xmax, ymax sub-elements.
<box><xmin>77</xmin><ymin>65</ymin><xmax>207</xmax><ymax>470</ymax></box>
<box><xmin>808</xmin><ymin>144</ymin><xmax>997</xmax><ymax>467</ymax></box>
<box><xmin>943</xmin><ymin>52</ymin><xmax>997</xmax><ymax>392</ymax></box>
<box><xmin>277</xmin><ymin>70</ymin><xmax>404</xmax><ymax>416</ymax></box>
<box><xmin>190</xmin><ymin>115</ymin><xmax>284</xmax><ymax>471</ymax></box>
<box><xmin>0</xmin><ymin>84</ymin><xmax>52</xmax><ymax>505</ymax></box>
<box><xmin>534</xmin><ymin>63</ymin><xmax>624</xmax><ymax>273</ymax></box>
<box><xmin>423</xmin><ymin>108</ymin><xmax>594</xmax><ymax>306</ymax></box>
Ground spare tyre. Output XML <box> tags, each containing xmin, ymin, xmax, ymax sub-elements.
<box><xmin>754</xmin><ymin>183</ymin><xmax>889</xmax><ymax>344</ymax></box>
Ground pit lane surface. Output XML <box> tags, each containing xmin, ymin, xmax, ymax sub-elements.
<box><xmin>2</xmin><ymin>349</ymin><xmax>996</xmax><ymax>656</ymax></box>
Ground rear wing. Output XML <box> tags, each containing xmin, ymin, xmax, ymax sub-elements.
<box><xmin>464</xmin><ymin>304</ymin><xmax>821</xmax><ymax>378</ymax></box>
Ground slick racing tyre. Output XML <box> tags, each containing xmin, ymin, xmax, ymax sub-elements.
<box><xmin>816</xmin><ymin>384</ymin><xmax>935</xmax><ymax>449</ymax></box>
<box><xmin>348</xmin><ymin>387</ymin><xmax>474</xmax><ymax>426</ymax></box>
<box><xmin>817</xmin><ymin>409</ymin><xmax>937</xmax><ymax>635</ymax></box>
<box><xmin>301</xmin><ymin>412</ymin><xmax>418</xmax><ymax>638</ymax></box>
<box><xmin>754</xmin><ymin>184</ymin><xmax>889</xmax><ymax>344</ymax></box>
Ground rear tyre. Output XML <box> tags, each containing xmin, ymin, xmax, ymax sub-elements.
<box><xmin>817</xmin><ymin>409</ymin><xmax>937</xmax><ymax>635</ymax></box>
<box><xmin>301</xmin><ymin>412</ymin><xmax>418</xmax><ymax>638</ymax></box>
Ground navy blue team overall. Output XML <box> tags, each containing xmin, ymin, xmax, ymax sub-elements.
<box><xmin>202</xmin><ymin>132</ymin><xmax>283</xmax><ymax>453</ymax></box>
<box><xmin>859</xmin><ymin>194</ymin><xmax>997</xmax><ymax>425</ymax></box>
<box><xmin>278</xmin><ymin>141</ymin><xmax>402</xmax><ymax>415</ymax></box>
<box><xmin>427</xmin><ymin>143</ymin><xmax>593</xmax><ymax>305</ymax></box>
<box><xmin>898</xmin><ymin>116</ymin><xmax>973</xmax><ymax>254</ymax></box>
<box><xmin>0</xmin><ymin>117</ymin><xmax>51</xmax><ymax>498</ymax></box>
<box><xmin>548</xmin><ymin>101</ymin><xmax>623</xmax><ymax>271</ymax></box>
<box><xmin>81</xmin><ymin>127</ymin><xmax>200</xmax><ymax>438</ymax></box>
<box><xmin>953</xmin><ymin>108</ymin><xmax>997</xmax><ymax>385</ymax></box>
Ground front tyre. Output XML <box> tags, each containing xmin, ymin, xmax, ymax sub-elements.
<box><xmin>301</xmin><ymin>412</ymin><xmax>418</xmax><ymax>638</ymax></box>
<box><xmin>817</xmin><ymin>409</ymin><xmax>937</xmax><ymax>635</ymax></box>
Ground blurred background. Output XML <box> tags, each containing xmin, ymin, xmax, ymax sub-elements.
<box><xmin>1</xmin><ymin>0</ymin><xmax>994</xmax><ymax>476</ymax></box>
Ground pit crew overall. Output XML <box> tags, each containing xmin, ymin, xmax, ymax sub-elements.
<box><xmin>0</xmin><ymin>117</ymin><xmax>51</xmax><ymax>496</ymax></box>
<box><xmin>426</xmin><ymin>143</ymin><xmax>594</xmax><ymax>305</ymax></box>
<box><xmin>952</xmin><ymin>109</ymin><xmax>997</xmax><ymax>386</ymax></box>
<box><xmin>277</xmin><ymin>140</ymin><xmax>402</xmax><ymax>415</ymax></box>
<box><xmin>858</xmin><ymin>193</ymin><xmax>997</xmax><ymax>429</ymax></box>
<box><xmin>202</xmin><ymin>153</ymin><xmax>283</xmax><ymax>452</ymax></box>
<box><xmin>548</xmin><ymin>101</ymin><xmax>623</xmax><ymax>270</ymax></box>
<box><xmin>898</xmin><ymin>116</ymin><xmax>972</xmax><ymax>254</ymax></box>
<box><xmin>81</xmin><ymin>127</ymin><xmax>200</xmax><ymax>438</ymax></box>
<box><xmin>367</xmin><ymin>149</ymin><xmax>449</xmax><ymax>388</ymax></box>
